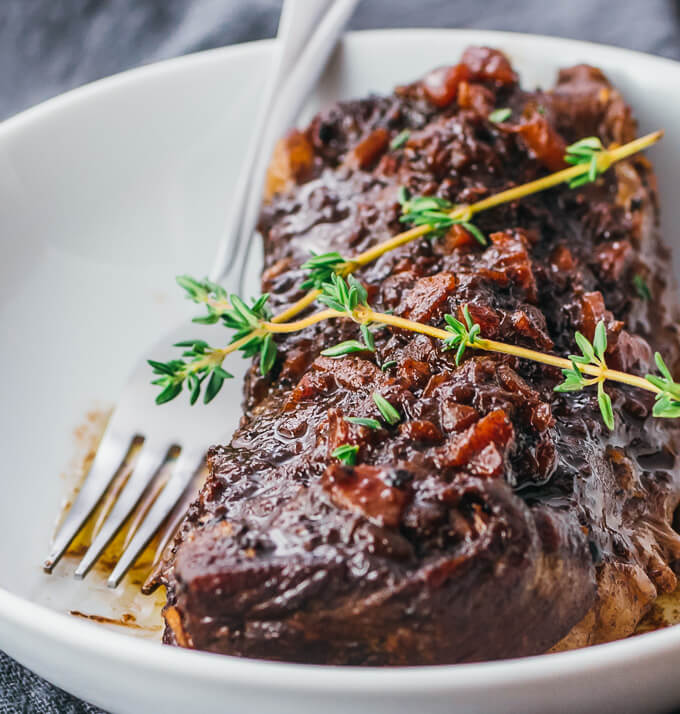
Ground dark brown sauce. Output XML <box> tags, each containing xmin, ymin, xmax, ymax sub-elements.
<box><xmin>68</xmin><ymin>609</ymin><xmax>161</xmax><ymax>631</ymax></box>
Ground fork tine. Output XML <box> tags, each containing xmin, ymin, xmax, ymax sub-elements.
<box><xmin>74</xmin><ymin>439</ymin><xmax>171</xmax><ymax>580</ymax></box>
<box><xmin>43</xmin><ymin>431</ymin><xmax>131</xmax><ymax>573</ymax></box>
<box><xmin>107</xmin><ymin>449</ymin><xmax>204</xmax><ymax>589</ymax></box>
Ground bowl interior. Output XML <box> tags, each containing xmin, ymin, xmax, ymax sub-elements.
<box><xmin>1</xmin><ymin>27</ymin><xmax>680</xmax><ymax>713</ymax></box>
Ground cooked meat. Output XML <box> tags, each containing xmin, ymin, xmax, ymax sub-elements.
<box><xmin>158</xmin><ymin>48</ymin><xmax>680</xmax><ymax>664</ymax></box>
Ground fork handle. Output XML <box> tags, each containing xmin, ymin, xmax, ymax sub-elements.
<box><xmin>208</xmin><ymin>0</ymin><xmax>332</xmax><ymax>284</ymax></box>
<box><xmin>232</xmin><ymin>0</ymin><xmax>361</xmax><ymax>295</ymax></box>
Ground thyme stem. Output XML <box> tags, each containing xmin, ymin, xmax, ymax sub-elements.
<box><xmin>271</xmin><ymin>289</ymin><xmax>322</xmax><ymax>323</ymax></box>
<box><xmin>262</xmin><ymin>308</ymin><xmax>342</xmax><ymax>332</ymax></box>
<box><xmin>361</xmin><ymin>309</ymin><xmax>662</xmax><ymax>395</ymax></box>
<box><xmin>262</xmin><ymin>305</ymin><xmax>662</xmax><ymax>397</ymax></box>
<box><xmin>352</xmin><ymin>225</ymin><xmax>432</xmax><ymax>267</ymax></box>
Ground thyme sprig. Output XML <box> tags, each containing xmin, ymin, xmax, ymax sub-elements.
<box><xmin>156</xmin><ymin>270</ymin><xmax>680</xmax><ymax>434</ymax></box>
<box><xmin>177</xmin><ymin>274</ymin><xmax>273</xmax><ymax>336</ymax></box>
<box><xmin>176</xmin><ymin>275</ymin><xmax>231</xmax><ymax>324</ymax></box>
<box><xmin>398</xmin><ymin>188</ymin><xmax>487</xmax><ymax>245</ymax></box>
<box><xmin>151</xmin><ymin>280</ymin><xmax>279</xmax><ymax>404</ymax></box>
<box><xmin>148</xmin><ymin>340</ymin><xmax>232</xmax><ymax>405</ymax></box>
<box><xmin>154</xmin><ymin>131</ymin><xmax>666</xmax><ymax>416</ymax></box>
<box><xmin>218</xmin><ymin>292</ymin><xmax>278</xmax><ymax>378</ymax></box>
<box><xmin>284</xmin><ymin>275</ymin><xmax>677</xmax><ymax>433</ymax></box>
<box><xmin>442</xmin><ymin>305</ymin><xmax>481</xmax><ymax>364</ymax></box>
<box><xmin>554</xmin><ymin>322</ymin><xmax>614</xmax><ymax>428</ymax></box>
<box><xmin>297</xmin><ymin>133</ymin><xmax>661</xmax><ymax>302</ymax></box>
<box><xmin>318</xmin><ymin>274</ymin><xmax>377</xmax><ymax>357</ymax></box>
<box><xmin>184</xmin><ymin>132</ymin><xmax>662</xmax><ymax>336</ymax></box>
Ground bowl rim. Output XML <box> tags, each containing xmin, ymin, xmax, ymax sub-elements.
<box><xmin>2</xmin><ymin>26</ymin><xmax>680</xmax><ymax>693</ymax></box>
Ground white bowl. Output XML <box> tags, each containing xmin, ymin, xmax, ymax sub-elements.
<box><xmin>2</xmin><ymin>29</ymin><xmax>680</xmax><ymax>714</ymax></box>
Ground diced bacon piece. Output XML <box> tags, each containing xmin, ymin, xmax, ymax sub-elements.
<box><xmin>422</xmin><ymin>64</ymin><xmax>471</xmax><ymax>107</ymax></box>
<box><xmin>509</xmin><ymin>309</ymin><xmax>554</xmax><ymax>351</ymax></box>
<box><xmin>322</xmin><ymin>464</ymin><xmax>411</xmax><ymax>528</ymax></box>
<box><xmin>397</xmin><ymin>358</ymin><xmax>432</xmax><ymax>389</ymax></box>
<box><xmin>286</xmin><ymin>370</ymin><xmax>335</xmax><ymax>406</ymax></box>
<box><xmin>442</xmin><ymin>223</ymin><xmax>477</xmax><ymax>252</ymax></box>
<box><xmin>437</xmin><ymin>409</ymin><xmax>514</xmax><ymax>473</ymax></box>
<box><xmin>457</xmin><ymin>81</ymin><xmax>495</xmax><ymax>115</ymax></box>
<box><xmin>326</xmin><ymin>409</ymin><xmax>354</xmax><ymax>455</ymax></box>
<box><xmin>469</xmin><ymin>443</ymin><xmax>505</xmax><ymax>478</ymax></box>
<box><xmin>461</xmin><ymin>47</ymin><xmax>517</xmax><ymax>85</ymax></box>
<box><xmin>466</xmin><ymin>303</ymin><xmax>501</xmax><ymax>338</ymax></box>
<box><xmin>595</xmin><ymin>241</ymin><xmax>632</xmax><ymax>281</ymax></box>
<box><xmin>399</xmin><ymin>420</ymin><xmax>443</xmax><ymax>444</ymax></box>
<box><xmin>515</xmin><ymin>110</ymin><xmax>568</xmax><ymax>171</ymax></box>
<box><xmin>480</xmin><ymin>231</ymin><xmax>538</xmax><ymax>302</ymax></box>
<box><xmin>347</xmin><ymin>128</ymin><xmax>390</xmax><ymax>170</ymax></box>
<box><xmin>439</xmin><ymin>402</ymin><xmax>480</xmax><ymax>432</ymax></box>
<box><xmin>550</xmin><ymin>245</ymin><xmax>576</xmax><ymax>272</ymax></box>
<box><xmin>399</xmin><ymin>272</ymin><xmax>457</xmax><ymax>322</ymax></box>
<box><xmin>578</xmin><ymin>291</ymin><xmax>622</xmax><ymax>342</ymax></box>
<box><xmin>314</xmin><ymin>356</ymin><xmax>383</xmax><ymax>391</ymax></box>
<box><xmin>265</xmin><ymin>129</ymin><xmax>315</xmax><ymax>200</ymax></box>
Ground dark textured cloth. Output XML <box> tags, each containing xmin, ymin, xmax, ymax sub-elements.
<box><xmin>0</xmin><ymin>650</ymin><xmax>100</xmax><ymax>713</ymax></box>
<box><xmin>1</xmin><ymin>0</ymin><xmax>679</xmax><ymax>711</ymax></box>
<box><xmin>3</xmin><ymin>0</ymin><xmax>680</xmax><ymax>120</ymax></box>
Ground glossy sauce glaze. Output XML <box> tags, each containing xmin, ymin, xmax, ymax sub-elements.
<box><xmin>158</xmin><ymin>48</ymin><xmax>680</xmax><ymax>664</ymax></box>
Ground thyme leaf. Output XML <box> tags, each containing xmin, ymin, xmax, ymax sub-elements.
<box><xmin>318</xmin><ymin>273</ymin><xmax>368</xmax><ymax>314</ymax></box>
<box><xmin>345</xmin><ymin>416</ymin><xmax>381</xmax><ymax>430</ymax></box>
<box><xmin>321</xmin><ymin>340</ymin><xmax>368</xmax><ymax>357</ymax></box>
<box><xmin>372</xmin><ymin>392</ymin><xmax>401</xmax><ymax>426</ymax></box>
<box><xmin>300</xmin><ymin>251</ymin><xmax>347</xmax><ymax>290</ymax></box>
<box><xmin>398</xmin><ymin>190</ymin><xmax>487</xmax><ymax>245</ymax></box>
<box><xmin>332</xmin><ymin>444</ymin><xmax>359</xmax><ymax>466</ymax></box>
<box><xmin>646</xmin><ymin>352</ymin><xmax>680</xmax><ymax>418</ymax></box>
<box><xmin>488</xmin><ymin>107</ymin><xmax>511</xmax><ymax>123</ymax></box>
<box><xmin>390</xmin><ymin>129</ymin><xmax>411</xmax><ymax>150</ymax></box>
<box><xmin>564</xmin><ymin>136</ymin><xmax>605</xmax><ymax>188</ymax></box>
<box><xmin>633</xmin><ymin>273</ymin><xmax>651</xmax><ymax>300</ymax></box>
<box><xmin>442</xmin><ymin>304</ymin><xmax>480</xmax><ymax>365</ymax></box>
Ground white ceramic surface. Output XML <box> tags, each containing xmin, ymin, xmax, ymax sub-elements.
<box><xmin>2</xmin><ymin>29</ymin><xmax>680</xmax><ymax>714</ymax></box>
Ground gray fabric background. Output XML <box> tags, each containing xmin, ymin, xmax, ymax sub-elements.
<box><xmin>2</xmin><ymin>0</ymin><xmax>680</xmax><ymax>711</ymax></box>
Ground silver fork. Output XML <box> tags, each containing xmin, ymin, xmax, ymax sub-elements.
<box><xmin>43</xmin><ymin>0</ymin><xmax>360</xmax><ymax>588</ymax></box>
